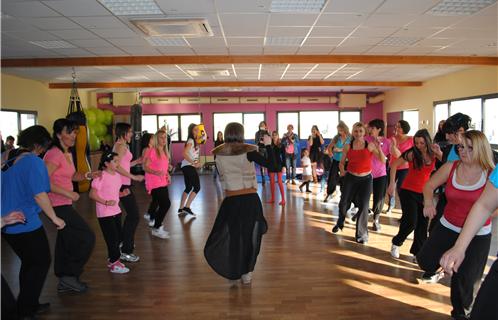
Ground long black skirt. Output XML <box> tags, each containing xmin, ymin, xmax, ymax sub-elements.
<box><xmin>204</xmin><ymin>193</ymin><xmax>268</xmax><ymax>280</ymax></box>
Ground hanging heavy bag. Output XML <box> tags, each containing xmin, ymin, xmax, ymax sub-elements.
<box><xmin>66</xmin><ymin>83</ymin><xmax>91</xmax><ymax>193</ymax></box>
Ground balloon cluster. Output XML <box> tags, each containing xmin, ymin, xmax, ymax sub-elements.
<box><xmin>84</xmin><ymin>108</ymin><xmax>114</xmax><ymax>151</ymax></box>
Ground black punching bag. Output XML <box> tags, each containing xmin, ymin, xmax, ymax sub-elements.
<box><xmin>130</xmin><ymin>104</ymin><xmax>142</xmax><ymax>174</ymax></box>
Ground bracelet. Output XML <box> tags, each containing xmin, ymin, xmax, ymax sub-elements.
<box><xmin>85</xmin><ymin>172</ymin><xmax>92</xmax><ymax>180</ymax></box>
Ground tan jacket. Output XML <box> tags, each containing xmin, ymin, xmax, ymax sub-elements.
<box><xmin>212</xmin><ymin>143</ymin><xmax>259</xmax><ymax>191</ymax></box>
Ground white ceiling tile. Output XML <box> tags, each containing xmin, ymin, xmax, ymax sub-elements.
<box><xmin>150</xmin><ymin>0</ymin><xmax>215</xmax><ymax>14</ymax></box>
<box><xmin>186</xmin><ymin>37</ymin><xmax>227</xmax><ymax>47</ymax></box>
<box><xmin>22</xmin><ymin>17</ymin><xmax>81</xmax><ymax>30</ymax></box>
<box><xmin>316</xmin><ymin>13</ymin><xmax>367</xmax><ymax>27</ymax></box>
<box><xmin>392</xmin><ymin>27</ymin><xmax>444</xmax><ymax>38</ymax></box>
<box><xmin>71</xmin><ymin>16</ymin><xmax>128</xmax><ymax>29</ymax></box>
<box><xmin>406</xmin><ymin>15</ymin><xmax>465</xmax><ymax>28</ymax></box>
<box><xmin>215</xmin><ymin>0</ymin><xmax>272</xmax><ymax>13</ymax></box>
<box><xmin>220</xmin><ymin>14</ymin><xmax>268</xmax><ymax>37</ymax></box>
<box><xmin>332</xmin><ymin>45</ymin><xmax>372</xmax><ymax>54</ymax></box>
<box><xmin>417</xmin><ymin>38</ymin><xmax>460</xmax><ymax>46</ymax></box>
<box><xmin>120</xmin><ymin>46</ymin><xmax>161</xmax><ymax>55</ymax></box>
<box><xmin>4</xmin><ymin>30</ymin><xmax>60</xmax><ymax>41</ymax></box>
<box><xmin>436</xmin><ymin>28</ymin><xmax>497</xmax><ymax>39</ymax></box>
<box><xmin>192</xmin><ymin>47</ymin><xmax>229</xmax><ymax>54</ymax></box>
<box><xmin>226</xmin><ymin>37</ymin><xmax>264</xmax><ymax>46</ymax></box>
<box><xmin>1</xmin><ymin>17</ymin><xmax>39</xmax><ymax>32</ymax></box>
<box><xmin>339</xmin><ymin>37</ymin><xmax>384</xmax><ymax>46</ymax></box>
<box><xmin>86</xmin><ymin>47</ymin><xmax>129</xmax><ymax>55</ymax></box>
<box><xmin>475</xmin><ymin>2</ymin><xmax>498</xmax><ymax>16</ymax></box>
<box><xmin>267</xmin><ymin>26</ymin><xmax>311</xmax><ymax>37</ymax></box>
<box><xmin>309</xmin><ymin>26</ymin><xmax>355</xmax><ymax>37</ymax></box>
<box><xmin>364</xmin><ymin>14</ymin><xmax>418</xmax><ymax>27</ymax></box>
<box><xmin>269</xmin><ymin>13</ymin><xmax>318</xmax><ymax>26</ymax></box>
<box><xmin>53</xmin><ymin>47</ymin><xmax>95</xmax><ymax>56</ymax></box>
<box><xmin>323</xmin><ymin>0</ymin><xmax>385</xmax><ymax>13</ymax></box>
<box><xmin>107</xmin><ymin>37</ymin><xmax>149</xmax><ymax>46</ymax></box>
<box><xmin>366</xmin><ymin>46</ymin><xmax>407</xmax><ymax>54</ymax></box>
<box><xmin>48</xmin><ymin>29</ymin><xmax>100</xmax><ymax>40</ymax></box>
<box><xmin>263</xmin><ymin>46</ymin><xmax>299</xmax><ymax>54</ymax></box>
<box><xmin>453</xmin><ymin>14</ymin><xmax>498</xmax><ymax>29</ymax></box>
<box><xmin>42</xmin><ymin>0</ymin><xmax>112</xmax><ymax>17</ymax></box>
<box><xmin>376</xmin><ymin>0</ymin><xmax>440</xmax><ymax>14</ymax></box>
<box><xmin>296</xmin><ymin>46</ymin><xmax>334</xmax><ymax>54</ymax></box>
<box><xmin>157</xmin><ymin>47</ymin><xmax>196</xmax><ymax>55</ymax></box>
<box><xmin>2</xmin><ymin>1</ymin><xmax>60</xmax><ymax>17</ymax></box>
<box><xmin>303</xmin><ymin>37</ymin><xmax>343</xmax><ymax>46</ymax></box>
<box><xmin>229</xmin><ymin>46</ymin><xmax>264</xmax><ymax>54</ymax></box>
<box><xmin>351</xmin><ymin>27</ymin><xmax>399</xmax><ymax>37</ymax></box>
<box><xmin>398</xmin><ymin>46</ymin><xmax>439</xmax><ymax>55</ymax></box>
<box><xmin>69</xmin><ymin>38</ymin><xmax>113</xmax><ymax>47</ymax></box>
<box><xmin>91</xmin><ymin>28</ymin><xmax>139</xmax><ymax>38</ymax></box>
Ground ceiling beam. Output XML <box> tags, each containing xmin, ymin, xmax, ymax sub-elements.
<box><xmin>4</xmin><ymin>54</ymin><xmax>498</xmax><ymax>68</ymax></box>
<box><xmin>48</xmin><ymin>81</ymin><xmax>422</xmax><ymax>89</ymax></box>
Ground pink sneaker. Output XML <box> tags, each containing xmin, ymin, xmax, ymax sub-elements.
<box><xmin>108</xmin><ymin>260</ymin><xmax>129</xmax><ymax>274</ymax></box>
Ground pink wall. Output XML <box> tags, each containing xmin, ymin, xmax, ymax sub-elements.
<box><xmin>98</xmin><ymin>92</ymin><xmax>383</xmax><ymax>165</ymax></box>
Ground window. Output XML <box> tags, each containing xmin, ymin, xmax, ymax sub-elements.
<box><xmin>0</xmin><ymin>110</ymin><xmax>38</xmax><ymax>146</ymax></box>
<box><xmin>339</xmin><ymin>111</ymin><xmax>361</xmax><ymax>132</ymax></box>
<box><xmin>141</xmin><ymin>113</ymin><xmax>201</xmax><ymax>142</ymax></box>
<box><xmin>299</xmin><ymin>111</ymin><xmax>338</xmax><ymax>139</ymax></box>
<box><xmin>450</xmin><ymin>98</ymin><xmax>482</xmax><ymax>130</ymax></box>
<box><xmin>434</xmin><ymin>103</ymin><xmax>448</xmax><ymax>132</ymax></box>
<box><xmin>402</xmin><ymin>110</ymin><xmax>419</xmax><ymax>135</ymax></box>
<box><xmin>484</xmin><ymin>97</ymin><xmax>498</xmax><ymax>145</ymax></box>
<box><xmin>212</xmin><ymin>112</ymin><xmax>265</xmax><ymax>140</ymax></box>
<box><xmin>277</xmin><ymin>112</ymin><xmax>299</xmax><ymax>137</ymax></box>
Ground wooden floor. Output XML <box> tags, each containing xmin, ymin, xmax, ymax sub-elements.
<box><xmin>2</xmin><ymin>175</ymin><xmax>497</xmax><ymax>320</ymax></box>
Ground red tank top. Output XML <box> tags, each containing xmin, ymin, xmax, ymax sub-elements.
<box><xmin>400</xmin><ymin>154</ymin><xmax>435</xmax><ymax>193</ymax></box>
<box><xmin>347</xmin><ymin>141</ymin><xmax>372</xmax><ymax>174</ymax></box>
<box><xmin>444</xmin><ymin>162</ymin><xmax>491</xmax><ymax>228</ymax></box>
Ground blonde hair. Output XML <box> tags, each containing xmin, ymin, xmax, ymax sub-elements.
<box><xmin>153</xmin><ymin>129</ymin><xmax>169</xmax><ymax>158</ymax></box>
<box><xmin>462</xmin><ymin>130</ymin><xmax>495</xmax><ymax>171</ymax></box>
<box><xmin>337</xmin><ymin>121</ymin><xmax>350</xmax><ymax>136</ymax></box>
<box><xmin>352</xmin><ymin>122</ymin><xmax>366</xmax><ymax>132</ymax></box>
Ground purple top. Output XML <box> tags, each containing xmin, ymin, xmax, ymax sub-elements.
<box><xmin>365</xmin><ymin>136</ymin><xmax>390</xmax><ymax>178</ymax></box>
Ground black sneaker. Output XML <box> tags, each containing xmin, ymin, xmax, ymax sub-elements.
<box><xmin>59</xmin><ymin>276</ymin><xmax>87</xmax><ymax>293</ymax></box>
<box><xmin>177</xmin><ymin>208</ymin><xmax>186</xmax><ymax>216</ymax></box>
<box><xmin>306</xmin><ymin>189</ymin><xmax>312</xmax><ymax>193</ymax></box>
<box><xmin>332</xmin><ymin>225</ymin><xmax>342</xmax><ymax>233</ymax></box>
<box><xmin>183</xmin><ymin>207</ymin><xmax>196</xmax><ymax>217</ymax></box>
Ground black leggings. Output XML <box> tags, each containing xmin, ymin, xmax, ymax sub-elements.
<box><xmin>2</xmin><ymin>227</ymin><xmax>51</xmax><ymax>317</ymax></box>
<box><xmin>151</xmin><ymin>186</ymin><xmax>171</xmax><ymax>229</ymax></box>
<box><xmin>120</xmin><ymin>186</ymin><xmax>139</xmax><ymax>254</ymax></box>
<box><xmin>98</xmin><ymin>214</ymin><xmax>122</xmax><ymax>263</ymax></box>
<box><xmin>392</xmin><ymin>189</ymin><xmax>427</xmax><ymax>255</ymax></box>
<box><xmin>181</xmin><ymin>165</ymin><xmax>200</xmax><ymax>194</ymax></box>
<box><xmin>470</xmin><ymin>259</ymin><xmax>498</xmax><ymax>320</ymax></box>
<box><xmin>372</xmin><ymin>175</ymin><xmax>388</xmax><ymax>220</ymax></box>
<box><xmin>326</xmin><ymin>159</ymin><xmax>341</xmax><ymax>196</ymax></box>
<box><xmin>337</xmin><ymin>173</ymin><xmax>372</xmax><ymax>241</ymax></box>
<box><xmin>417</xmin><ymin>222</ymin><xmax>491</xmax><ymax>318</ymax></box>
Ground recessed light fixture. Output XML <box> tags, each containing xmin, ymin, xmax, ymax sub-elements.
<box><xmin>427</xmin><ymin>0</ymin><xmax>496</xmax><ymax>16</ymax></box>
<box><xmin>122</xmin><ymin>75</ymin><xmax>150</xmax><ymax>80</ymax></box>
<box><xmin>29</xmin><ymin>40</ymin><xmax>76</xmax><ymax>49</ymax></box>
<box><xmin>379</xmin><ymin>37</ymin><xmax>420</xmax><ymax>46</ymax></box>
<box><xmin>186</xmin><ymin>69</ymin><xmax>230</xmax><ymax>77</ymax></box>
<box><xmin>265</xmin><ymin>36</ymin><xmax>304</xmax><ymax>46</ymax></box>
<box><xmin>270</xmin><ymin>0</ymin><xmax>327</xmax><ymax>13</ymax></box>
<box><xmin>145</xmin><ymin>37</ymin><xmax>187</xmax><ymax>46</ymax></box>
<box><xmin>98</xmin><ymin>0</ymin><xmax>163</xmax><ymax>15</ymax></box>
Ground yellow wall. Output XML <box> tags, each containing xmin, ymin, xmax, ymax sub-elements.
<box><xmin>383</xmin><ymin>66</ymin><xmax>498</xmax><ymax>134</ymax></box>
<box><xmin>1</xmin><ymin>73</ymin><xmax>91</xmax><ymax>130</ymax></box>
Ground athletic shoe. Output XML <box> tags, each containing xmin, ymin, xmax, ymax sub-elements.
<box><xmin>419</xmin><ymin>271</ymin><xmax>445</xmax><ymax>284</ymax></box>
<box><xmin>291</xmin><ymin>180</ymin><xmax>296</xmax><ymax>185</ymax></box>
<box><xmin>148</xmin><ymin>219</ymin><xmax>155</xmax><ymax>227</ymax></box>
<box><xmin>183</xmin><ymin>207</ymin><xmax>197</xmax><ymax>217</ymax></box>
<box><xmin>285</xmin><ymin>180</ymin><xmax>290</xmax><ymax>184</ymax></box>
<box><xmin>177</xmin><ymin>208</ymin><xmax>186</xmax><ymax>216</ymax></box>
<box><xmin>332</xmin><ymin>225</ymin><xmax>342</xmax><ymax>233</ymax></box>
<box><xmin>411</xmin><ymin>255</ymin><xmax>418</xmax><ymax>264</ymax></box>
<box><xmin>279</xmin><ymin>201</ymin><xmax>285</xmax><ymax>206</ymax></box>
<box><xmin>356</xmin><ymin>238</ymin><xmax>368</xmax><ymax>245</ymax></box>
<box><xmin>241</xmin><ymin>272</ymin><xmax>252</xmax><ymax>284</ymax></box>
<box><xmin>306</xmin><ymin>189</ymin><xmax>312</xmax><ymax>193</ymax></box>
<box><xmin>109</xmin><ymin>260</ymin><xmax>130</xmax><ymax>274</ymax></box>
<box><xmin>151</xmin><ymin>226</ymin><xmax>170</xmax><ymax>239</ymax></box>
<box><xmin>299</xmin><ymin>185</ymin><xmax>303</xmax><ymax>192</ymax></box>
<box><xmin>391</xmin><ymin>244</ymin><xmax>400</xmax><ymax>259</ymax></box>
<box><xmin>323</xmin><ymin>195</ymin><xmax>330</xmax><ymax>202</ymax></box>
<box><xmin>120</xmin><ymin>253</ymin><xmax>140</xmax><ymax>263</ymax></box>
<box><xmin>59</xmin><ymin>276</ymin><xmax>88</xmax><ymax>293</ymax></box>
<box><xmin>373</xmin><ymin>220</ymin><xmax>381</xmax><ymax>232</ymax></box>
<box><xmin>143</xmin><ymin>213</ymin><xmax>150</xmax><ymax>221</ymax></box>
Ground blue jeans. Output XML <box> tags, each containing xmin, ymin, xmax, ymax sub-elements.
<box><xmin>285</xmin><ymin>154</ymin><xmax>296</xmax><ymax>180</ymax></box>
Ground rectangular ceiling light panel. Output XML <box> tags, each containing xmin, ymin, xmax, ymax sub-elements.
<box><xmin>270</xmin><ymin>0</ymin><xmax>327</xmax><ymax>13</ymax></box>
<box><xmin>427</xmin><ymin>0</ymin><xmax>497</xmax><ymax>16</ymax></box>
<box><xmin>29</xmin><ymin>40</ymin><xmax>76</xmax><ymax>49</ymax></box>
<box><xmin>98</xmin><ymin>0</ymin><xmax>163</xmax><ymax>15</ymax></box>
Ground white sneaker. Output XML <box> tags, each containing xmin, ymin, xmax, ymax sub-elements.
<box><xmin>391</xmin><ymin>244</ymin><xmax>400</xmax><ymax>259</ymax></box>
<box><xmin>241</xmin><ymin>272</ymin><xmax>252</xmax><ymax>284</ymax></box>
<box><xmin>143</xmin><ymin>213</ymin><xmax>150</xmax><ymax>221</ymax></box>
<box><xmin>148</xmin><ymin>219</ymin><xmax>155</xmax><ymax>227</ymax></box>
<box><xmin>151</xmin><ymin>226</ymin><xmax>170</xmax><ymax>239</ymax></box>
<box><xmin>419</xmin><ymin>271</ymin><xmax>445</xmax><ymax>284</ymax></box>
<box><xmin>109</xmin><ymin>260</ymin><xmax>129</xmax><ymax>274</ymax></box>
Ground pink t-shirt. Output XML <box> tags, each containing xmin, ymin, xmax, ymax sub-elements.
<box><xmin>144</xmin><ymin>148</ymin><xmax>170</xmax><ymax>194</ymax></box>
<box><xmin>91</xmin><ymin>170</ymin><xmax>122</xmax><ymax>218</ymax></box>
<box><xmin>119</xmin><ymin>147</ymin><xmax>132</xmax><ymax>186</ymax></box>
<box><xmin>366</xmin><ymin>136</ymin><xmax>390</xmax><ymax>178</ymax></box>
<box><xmin>44</xmin><ymin>148</ymin><xmax>76</xmax><ymax>207</ymax></box>
<box><xmin>389</xmin><ymin>136</ymin><xmax>413</xmax><ymax>171</ymax></box>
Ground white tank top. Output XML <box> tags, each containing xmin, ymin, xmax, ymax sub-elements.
<box><xmin>181</xmin><ymin>139</ymin><xmax>200</xmax><ymax>168</ymax></box>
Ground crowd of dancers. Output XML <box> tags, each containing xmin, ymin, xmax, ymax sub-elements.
<box><xmin>1</xmin><ymin>112</ymin><xmax>497</xmax><ymax>320</ymax></box>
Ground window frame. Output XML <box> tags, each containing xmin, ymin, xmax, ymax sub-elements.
<box><xmin>433</xmin><ymin>93</ymin><xmax>498</xmax><ymax>148</ymax></box>
<box><xmin>142</xmin><ymin>113</ymin><xmax>202</xmax><ymax>143</ymax></box>
<box><xmin>212</xmin><ymin>111</ymin><xmax>266</xmax><ymax>141</ymax></box>
<box><xmin>0</xmin><ymin>109</ymin><xmax>38</xmax><ymax>144</ymax></box>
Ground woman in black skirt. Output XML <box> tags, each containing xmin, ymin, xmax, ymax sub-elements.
<box><xmin>205</xmin><ymin>122</ymin><xmax>275</xmax><ymax>285</ymax></box>
<box><xmin>308</xmin><ymin>125</ymin><xmax>324</xmax><ymax>183</ymax></box>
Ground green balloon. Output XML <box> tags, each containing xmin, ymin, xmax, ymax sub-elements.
<box><xmin>89</xmin><ymin>134</ymin><xmax>100</xmax><ymax>151</ymax></box>
<box><xmin>103</xmin><ymin>134</ymin><xmax>113</xmax><ymax>144</ymax></box>
<box><xmin>94</xmin><ymin>108</ymin><xmax>105</xmax><ymax>122</ymax></box>
<box><xmin>103</xmin><ymin>110</ymin><xmax>114</xmax><ymax>125</ymax></box>
<box><xmin>85</xmin><ymin>109</ymin><xmax>96</xmax><ymax>125</ymax></box>
<box><xmin>95</xmin><ymin>123</ymin><xmax>107</xmax><ymax>137</ymax></box>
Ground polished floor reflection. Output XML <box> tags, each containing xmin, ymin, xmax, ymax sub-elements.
<box><xmin>2</xmin><ymin>175</ymin><xmax>497</xmax><ymax>319</ymax></box>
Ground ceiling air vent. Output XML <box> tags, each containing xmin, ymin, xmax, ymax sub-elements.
<box><xmin>130</xmin><ymin>18</ymin><xmax>213</xmax><ymax>37</ymax></box>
